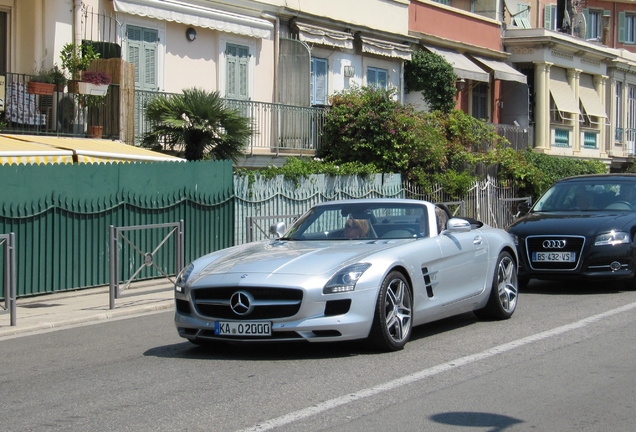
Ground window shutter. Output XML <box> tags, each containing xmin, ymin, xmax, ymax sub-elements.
<box><xmin>127</xmin><ymin>41</ymin><xmax>141</xmax><ymax>87</ymax></box>
<box><xmin>126</xmin><ymin>26</ymin><xmax>158</xmax><ymax>90</ymax></box>
<box><xmin>544</xmin><ymin>5</ymin><xmax>551</xmax><ymax>29</ymax></box>
<box><xmin>238</xmin><ymin>56</ymin><xmax>249</xmax><ymax>100</ymax></box>
<box><xmin>143</xmin><ymin>48</ymin><xmax>157</xmax><ymax>89</ymax></box>
<box><xmin>618</xmin><ymin>12</ymin><xmax>626</xmax><ymax>43</ymax></box>
<box><xmin>225</xmin><ymin>44</ymin><xmax>250</xmax><ymax>100</ymax></box>
<box><xmin>582</xmin><ymin>9</ymin><xmax>590</xmax><ymax>39</ymax></box>
<box><xmin>226</xmin><ymin>55</ymin><xmax>237</xmax><ymax>99</ymax></box>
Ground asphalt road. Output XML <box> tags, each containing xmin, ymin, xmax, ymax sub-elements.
<box><xmin>2</xmin><ymin>280</ymin><xmax>635</xmax><ymax>432</ymax></box>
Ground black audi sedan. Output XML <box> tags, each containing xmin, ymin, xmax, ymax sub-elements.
<box><xmin>508</xmin><ymin>174</ymin><xmax>636</xmax><ymax>288</ymax></box>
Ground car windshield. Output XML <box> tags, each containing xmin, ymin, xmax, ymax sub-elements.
<box><xmin>533</xmin><ymin>180</ymin><xmax>636</xmax><ymax>212</ymax></box>
<box><xmin>284</xmin><ymin>202</ymin><xmax>428</xmax><ymax>240</ymax></box>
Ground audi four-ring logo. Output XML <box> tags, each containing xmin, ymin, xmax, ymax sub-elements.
<box><xmin>543</xmin><ymin>240</ymin><xmax>567</xmax><ymax>249</ymax></box>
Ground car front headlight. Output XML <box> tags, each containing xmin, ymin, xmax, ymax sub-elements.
<box><xmin>175</xmin><ymin>263</ymin><xmax>195</xmax><ymax>292</ymax></box>
<box><xmin>594</xmin><ymin>231</ymin><xmax>630</xmax><ymax>246</ymax></box>
<box><xmin>508</xmin><ymin>232</ymin><xmax>519</xmax><ymax>246</ymax></box>
<box><xmin>323</xmin><ymin>263</ymin><xmax>371</xmax><ymax>294</ymax></box>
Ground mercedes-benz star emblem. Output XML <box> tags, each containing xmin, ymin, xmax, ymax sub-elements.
<box><xmin>543</xmin><ymin>239</ymin><xmax>567</xmax><ymax>249</ymax></box>
<box><xmin>230</xmin><ymin>290</ymin><xmax>254</xmax><ymax>315</ymax></box>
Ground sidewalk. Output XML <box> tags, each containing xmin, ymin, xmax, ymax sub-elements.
<box><xmin>0</xmin><ymin>280</ymin><xmax>174</xmax><ymax>338</ymax></box>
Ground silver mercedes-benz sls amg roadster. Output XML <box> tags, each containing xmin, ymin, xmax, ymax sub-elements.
<box><xmin>174</xmin><ymin>199</ymin><xmax>519</xmax><ymax>351</ymax></box>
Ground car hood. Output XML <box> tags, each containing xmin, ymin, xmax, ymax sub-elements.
<box><xmin>508</xmin><ymin>212</ymin><xmax>636</xmax><ymax>237</ymax></box>
<box><xmin>190</xmin><ymin>239</ymin><xmax>405</xmax><ymax>279</ymax></box>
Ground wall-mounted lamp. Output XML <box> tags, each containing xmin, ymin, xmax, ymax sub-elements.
<box><xmin>186</xmin><ymin>27</ymin><xmax>197</xmax><ymax>41</ymax></box>
<box><xmin>456</xmin><ymin>78</ymin><xmax>466</xmax><ymax>92</ymax></box>
<box><xmin>344</xmin><ymin>65</ymin><xmax>355</xmax><ymax>78</ymax></box>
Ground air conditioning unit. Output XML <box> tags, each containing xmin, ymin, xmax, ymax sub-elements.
<box><xmin>50</xmin><ymin>92</ymin><xmax>87</xmax><ymax>135</ymax></box>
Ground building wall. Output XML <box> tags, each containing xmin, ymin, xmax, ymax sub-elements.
<box><xmin>410</xmin><ymin>1</ymin><xmax>503</xmax><ymax>51</ymax></box>
<box><xmin>256</xmin><ymin>0</ymin><xmax>411</xmax><ymax>36</ymax></box>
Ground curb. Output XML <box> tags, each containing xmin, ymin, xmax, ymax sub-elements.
<box><xmin>0</xmin><ymin>299</ymin><xmax>173</xmax><ymax>339</ymax></box>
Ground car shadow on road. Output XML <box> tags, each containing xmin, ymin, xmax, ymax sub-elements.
<box><xmin>144</xmin><ymin>313</ymin><xmax>480</xmax><ymax>361</ymax></box>
<box><xmin>521</xmin><ymin>279</ymin><xmax>624</xmax><ymax>295</ymax></box>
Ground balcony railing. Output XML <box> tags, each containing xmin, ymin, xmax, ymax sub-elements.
<box><xmin>1</xmin><ymin>72</ymin><xmax>120</xmax><ymax>139</ymax></box>
<box><xmin>134</xmin><ymin>90</ymin><xmax>328</xmax><ymax>155</ymax></box>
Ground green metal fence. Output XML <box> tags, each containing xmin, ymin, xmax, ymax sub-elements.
<box><xmin>0</xmin><ymin>160</ymin><xmax>234</xmax><ymax>297</ymax></box>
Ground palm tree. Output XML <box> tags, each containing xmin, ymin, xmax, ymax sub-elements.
<box><xmin>142</xmin><ymin>88</ymin><xmax>254</xmax><ymax>162</ymax></box>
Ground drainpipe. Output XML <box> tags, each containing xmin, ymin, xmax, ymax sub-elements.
<box><xmin>74</xmin><ymin>0</ymin><xmax>83</xmax><ymax>47</ymax></box>
<box><xmin>260</xmin><ymin>12</ymin><xmax>279</xmax><ymax>103</ymax></box>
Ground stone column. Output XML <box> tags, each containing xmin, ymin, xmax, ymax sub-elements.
<box><xmin>569</xmin><ymin>69</ymin><xmax>581</xmax><ymax>155</ymax></box>
<box><xmin>595</xmin><ymin>75</ymin><xmax>608</xmax><ymax>158</ymax></box>
<box><xmin>534</xmin><ymin>62</ymin><xmax>551</xmax><ymax>153</ymax></box>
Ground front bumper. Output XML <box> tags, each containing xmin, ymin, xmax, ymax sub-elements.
<box><xmin>174</xmin><ymin>283</ymin><xmax>379</xmax><ymax>343</ymax></box>
<box><xmin>517</xmin><ymin>241</ymin><xmax>636</xmax><ymax>282</ymax></box>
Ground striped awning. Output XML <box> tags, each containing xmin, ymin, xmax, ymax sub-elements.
<box><xmin>0</xmin><ymin>136</ymin><xmax>73</xmax><ymax>165</ymax></box>
<box><xmin>0</xmin><ymin>135</ymin><xmax>184</xmax><ymax>165</ymax></box>
<box><xmin>423</xmin><ymin>45</ymin><xmax>490</xmax><ymax>83</ymax></box>
<box><xmin>113</xmin><ymin>0</ymin><xmax>272</xmax><ymax>39</ymax></box>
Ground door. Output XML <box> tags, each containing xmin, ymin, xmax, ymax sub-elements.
<box><xmin>433</xmin><ymin>228</ymin><xmax>490</xmax><ymax>305</ymax></box>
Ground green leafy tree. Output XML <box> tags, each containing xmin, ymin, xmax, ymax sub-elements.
<box><xmin>142</xmin><ymin>88</ymin><xmax>254</xmax><ymax>162</ymax></box>
<box><xmin>318</xmin><ymin>86</ymin><xmax>446</xmax><ymax>176</ymax></box>
<box><xmin>404</xmin><ymin>50</ymin><xmax>457</xmax><ymax>113</ymax></box>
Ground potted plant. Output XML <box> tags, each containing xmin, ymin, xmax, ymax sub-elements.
<box><xmin>27</xmin><ymin>67</ymin><xmax>56</xmax><ymax>95</ymax></box>
<box><xmin>60</xmin><ymin>42</ymin><xmax>100</xmax><ymax>93</ymax></box>
<box><xmin>78</xmin><ymin>71</ymin><xmax>111</xmax><ymax>138</ymax></box>
<box><xmin>78</xmin><ymin>71</ymin><xmax>111</xmax><ymax>96</ymax></box>
<box><xmin>50</xmin><ymin>65</ymin><xmax>67</xmax><ymax>92</ymax></box>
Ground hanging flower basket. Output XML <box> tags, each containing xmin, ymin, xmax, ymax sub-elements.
<box><xmin>78</xmin><ymin>82</ymin><xmax>109</xmax><ymax>96</ymax></box>
<box><xmin>27</xmin><ymin>81</ymin><xmax>56</xmax><ymax>95</ymax></box>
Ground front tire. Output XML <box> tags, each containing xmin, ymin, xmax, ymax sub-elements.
<box><xmin>475</xmin><ymin>251</ymin><xmax>518</xmax><ymax>320</ymax></box>
<box><xmin>368</xmin><ymin>271</ymin><xmax>413</xmax><ymax>351</ymax></box>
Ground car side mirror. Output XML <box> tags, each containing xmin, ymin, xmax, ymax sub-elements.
<box><xmin>517</xmin><ymin>201</ymin><xmax>531</xmax><ymax>216</ymax></box>
<box><xmin>445</xmin><ymin>218</ymin><xmax>472</xmax><ymax>233</ymax></box>
<box><xmin>270</xmin><ymin>222</ymin><xmax>286</xmax><ymax>239</ymax></box>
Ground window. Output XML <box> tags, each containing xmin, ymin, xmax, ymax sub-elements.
<box><xmin>126</xmin><ymin>25</ymin><xmax>158</xmax><ymax>90</ymax></box>
<box><xmin>226</xmin><ymin>43</ymin><xmax>249</xmax><ymax>100</ymax></box>
<box><xmin>583</xmin><ymin>132</ymin><xmax>597</xmax><ymax>149</ymax></box>
<box><xmin>367</xmin><ymin>67</ymin><xmax>388</xmax><ymax>90</ymax></box>
<box><xmin>619</xmin><ymin>12</ymin><xmax>636</xmax><ymax>43</ymax></box>
<box><xmin>554</xmin><ymin>128</ymin><xmax>570</xmax><ymax>147</ymax></box>
<box><xmin>585</xmin><ymin>9</ymin><xmax>602</xmax><ymax>40</ymax></box>
<box><xmin>472</xmin><ymin>83</ymin><xmax>488</xmax><ymax>120</ymax></box>
<box><xmin>627</xmin><ymin>85</ymin><xmax>636</xmax><ymax>153</ymax></box>
<box><xmin>432</xmin><ymin>0</ymin><xmax>450</xmax><ymax>5</ymax></box>
<box><xmin>616</xmin><ymin>82</ymin><xmax>624</xmax><ymax>142</ymax></box>
<box><xmin>311</xmin><ymin>57</ymin><xmax>328</xmax><ymax>105</ymax></box>
<box><xmin>544</xmin><ymin>5</ymin><xmax>558</xmax><ymax>31</ymax></box>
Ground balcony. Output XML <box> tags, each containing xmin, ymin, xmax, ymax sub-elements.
<box><xmin>134</xmin><ymin>90</ymin><xmax>328</xmax><ymax>156</ymax></box>
<box><xmin>1</xmin><ymin>72</ymin><xmax>119</xmax><ymax>140</ymax></box>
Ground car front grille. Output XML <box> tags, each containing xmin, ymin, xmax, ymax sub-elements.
<box><xmin>192</xmin><ymin>287</ymin><xmax>303</xmax><ymax>320</ymax></box>
<box><xmin>526</xmin><ymin>235</ymin><xmax>585</xmax><ymax>271</ymax></box>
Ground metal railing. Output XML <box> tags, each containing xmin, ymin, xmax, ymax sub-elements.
<box><xmin>109</xmin><ymin>221</ymin><xmax>185</xmax><ymax>310</ymax></box>
<box><xmin>491</xmin><ymin>123</ymin><xmax>531</xmax><ymax>151</ymax></box>
<box><xmin>0</xmin><ymin>233</ymin><xmax>16</xmax><ymax>326</ymax></box>
<box><xmin>134</xmin><ymin>90</ymin><xmax>328</xmax><ymax>154</ymax></box>
<box><xmin>1</xmin><ymin>72</ymin><xmax>120</xmax><ymax>139</ymax></box>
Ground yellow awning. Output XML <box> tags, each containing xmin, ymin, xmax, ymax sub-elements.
<box><xmin>1</xmin><ymin>135</ymin><xmax>184</xmax><ymax>164</ymax></box>
<box><xmin>549</xmin><ymin>68</ymin><xmax>580</xmax><ymax>115</ymax></box>
<box><xmin>0</xmin><ymin>136</ymin><xmax>74</xmax><ymax>165</ymax></box>
<box><xmin>579</xmin><ymin>74</ymin><xmax>607</xmax><ymax>118</ymax></box>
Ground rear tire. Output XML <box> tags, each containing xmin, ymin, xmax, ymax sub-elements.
<box><xmin>475</xmin><ymin>251</ymin><xmax>518</xmax><ymax>320</ymax></box>
<box><xmin>368</xmin><ymin>271</ymin><xmax>413</xmax><ymax>351</ymax></box>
